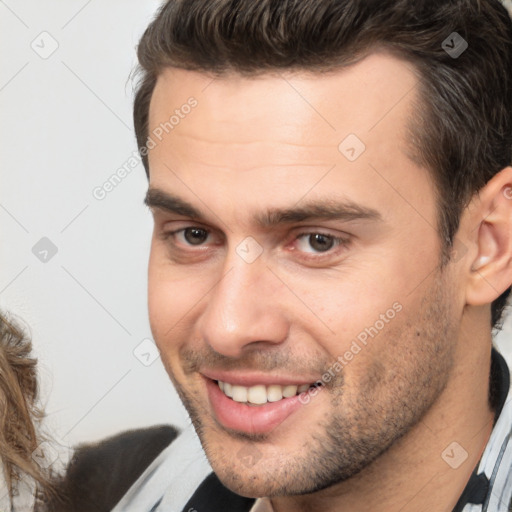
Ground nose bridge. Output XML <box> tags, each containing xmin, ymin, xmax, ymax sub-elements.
<box><xmin>199</xmin><ymin>251</ymin><xmax>288</xmax><ymax>357</ymax></box>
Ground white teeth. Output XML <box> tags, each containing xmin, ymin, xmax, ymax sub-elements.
<box><xmin>267</xmin><ymin>385</ymin><xmax>283</xmax><ymax>402</ymax></box>
<box><xmin>224</xmin><ymin>382</ymin><xmax>233</xmax><ymax>398</ymax></box>
<box><xmin>231</xmin><ymin>385</ymin><xmax>248</xmax><ymax>402</ymax></box>
<box><xmin>282</xmin><ymin>385</ymin><xmax>298</xmax><ymax>398</ymax></box>
<box><xmin>217</xmin><ymin>381</ymin><xmax>312</xmax><ymax>404</ymax></box>
<box><xmin>247</xmin><ymin>385</ymin><xmax>267</xmax><ymax>404</ymax></box>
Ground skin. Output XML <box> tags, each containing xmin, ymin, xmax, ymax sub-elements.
<box><xmin>145</xmin><ymin>51</ymin><xmax>512</xmax><ymax>511</ymax></box>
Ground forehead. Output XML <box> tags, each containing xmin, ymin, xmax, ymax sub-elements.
<box><xmin>146</xmin><ymin>52</ymin><xmax>428</xmax><ymax>223</ymax></box>
<box><xmin>148</xmin><ymin>51</ymin><xmax>418</xmax><ymax>149</ymax></box>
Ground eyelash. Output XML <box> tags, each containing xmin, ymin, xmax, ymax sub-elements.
<box><xmin>160</xmin><ymin>226</ymin><xmax>351</xmax><ymax>261</ymax></box>
<box><xmin>293</xmin><ymin>231</ymin><xmax>350</xmax><ymax>260</ymax></box>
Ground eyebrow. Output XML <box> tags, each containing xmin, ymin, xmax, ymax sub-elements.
<box><xmin>144</xmin><ymin>187</ymin><xmax>382</xmax><ymax>228</ymax></box>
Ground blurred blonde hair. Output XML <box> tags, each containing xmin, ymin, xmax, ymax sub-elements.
<box><xmin>0</xmin><ymin>311</ymin><xmax>53</xmax><ymax>504</ymax></box>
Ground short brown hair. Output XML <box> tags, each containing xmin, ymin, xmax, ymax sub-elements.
<box><xmin>133</xmin><ymin>0</ymin><xmax>512</xmax><ymax>328</ymax></box>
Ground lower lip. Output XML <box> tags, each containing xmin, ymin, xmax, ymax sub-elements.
<box><xmin>205</xmin><ymin>378</ymin><xmax>317</xmax><ymax>434</ymax></box>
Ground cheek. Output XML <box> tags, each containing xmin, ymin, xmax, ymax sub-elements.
<box><xmin>299</xmin><ymin>277</ymin><xmax>402</xmax><ymax>347</ymax></box>
<box><xmin>296</xmin><ymin>253</ymin><xmax>430</xmax><ymax>369</ymax></box>
<box><xmin>147</xmin><ymin>246</ymin><xmax>213</xmax><ymax>351</ymax></box>
<box><xmin>148</xmin><ymin>249</ymin><xmax>188</xmax><ymax>351</ymax></box>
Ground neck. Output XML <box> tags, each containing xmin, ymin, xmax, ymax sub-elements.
<box><xmin>269</xmin><ymin>313</ymin><xmax>495</xmax><ymax>512</ymax></box>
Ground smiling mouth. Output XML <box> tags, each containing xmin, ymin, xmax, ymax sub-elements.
<box><xmin>216</xmin><ymin>380</ymin><xmax>321</xmax><ymax>405</ymax></box>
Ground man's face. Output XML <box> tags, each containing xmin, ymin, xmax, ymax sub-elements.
<box><xmin>146</xmin><ymin>52</ymin><xmax>461</xmax><ymax>497</ymax></box>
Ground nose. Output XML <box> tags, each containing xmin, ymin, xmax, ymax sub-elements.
<box><xmin>197</xmin><ymin>252</ymin><xmax>289</xmax><ymax>358</ymax></box>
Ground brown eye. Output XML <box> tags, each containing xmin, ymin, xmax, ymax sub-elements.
<box><xmin>183</xmin><ymin>227</ymin><xmax>209</xmax><ymax>245</ymax></box>
<box><xmin>307</xmin><ymin>234</ymin><xmax>335</xmax><ymax>252</ymax></box>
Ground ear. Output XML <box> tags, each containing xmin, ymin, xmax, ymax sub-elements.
<box><xmin>465</xmin><ymin>166</ymin><xmax>512</xmax><ymax>306</ymax></box>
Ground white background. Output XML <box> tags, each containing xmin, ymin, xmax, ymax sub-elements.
<box><xmin>1</xmin><ymin>0</ymin><xmax>511</xmax><ymax>461</ymax></box>
<box><xmin>0</xmin><ymin>0</ymin><xmax>190</xmax><ymax>456</ymax></box>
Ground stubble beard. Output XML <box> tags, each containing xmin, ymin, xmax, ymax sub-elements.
<box><xmin>166</xmin><ymin>270</ymin><xmax>457</xmax><ymax>498</ymax></box>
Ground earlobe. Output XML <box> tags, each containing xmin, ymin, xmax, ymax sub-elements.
<box><xmin>465</xmin><ymin>166</ymin><xmax>512</xmax><ymax>306</ymax></box>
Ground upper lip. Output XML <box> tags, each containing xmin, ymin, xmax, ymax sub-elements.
<box><xmin>201</xmin><ymin>370</ymin><xmax>319</xmax><ymax>387</ymax></box>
